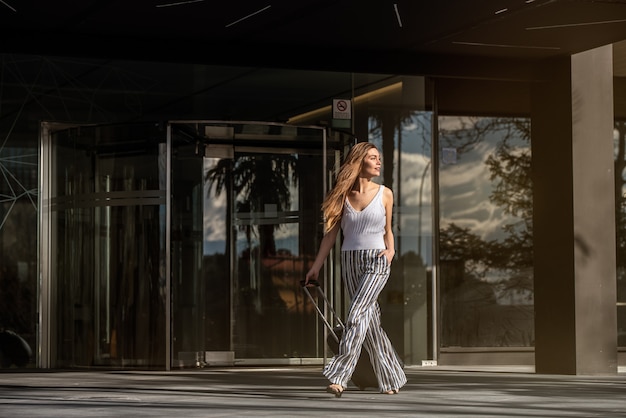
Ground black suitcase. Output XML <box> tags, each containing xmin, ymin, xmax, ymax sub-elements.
<box><xmin>301</xmin><ymin>279</ymin><xmax>378</xmax><ymax>390</ymax></box>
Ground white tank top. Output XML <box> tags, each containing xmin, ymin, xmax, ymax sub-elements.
<box><xmin>341</xmin><ymin>185</ymin><xmax>386</xmax><ymax>251</ymax></box>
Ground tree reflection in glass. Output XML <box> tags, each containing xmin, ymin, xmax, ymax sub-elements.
<box><xmin>206</xmin><ymin>152</ymin><xmax>301</xmax><ymax>358</ymax></box>
<box><xmin>439</xmin><ymin>117</ymin><xmax>534</xmax><ymax>348</ymax></box>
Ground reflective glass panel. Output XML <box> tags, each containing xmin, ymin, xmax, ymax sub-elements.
<box><xmin>171</xmin><ymin>129</ymin><xmax>232</xmax><ymax>366</ymax></box>
<box><xmin>232</xmin><ymin>150</ymin><xmax>301</xmax><ymax>358</ymax></box>
<box><xmin>49</xmin><ymin>124</ymin><xmax>167</xmax><ymax>368</ymax></box>
<box><xmin>364</xmin><ymin>77</ymin><xmax>433</xmax><ymax>364</ymax></box>
<box><xmin>0</xmin><ymin>138</ymin><xmax>38</xmax><ymax>368</ymax></box>
<box><xmin>438</xmin><ymin>116</ymin><xmax>534</xmax><ymax>348</ymax></box>
<box><xmin>615</xmin><ymin>118</ymin><xmax>626</xmax><ymax>347</ymax></box>
<box><xmin>170</xmin><ymin>122</ymin><xmax>329</xmax><ymax>363</ymax></box>
<box><xmin>614</xmin><ymin>41</ymin><xmax>626</xmax><ymax>350</ymax></box>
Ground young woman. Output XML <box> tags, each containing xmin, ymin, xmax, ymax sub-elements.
<box><xmin>305</xmin><ymin>142</ymin><xmax>407</xmax><ymax>397</ymax></box>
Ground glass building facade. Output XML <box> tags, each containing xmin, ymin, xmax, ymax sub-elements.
<box><xmin>0</xmin><ymin>42</ymin><xmax>624</xmax><ymax>369</ymax></box>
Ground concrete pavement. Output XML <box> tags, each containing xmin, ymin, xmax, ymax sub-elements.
<box><xmin>1</xmin><ymin>366</ymin><xmax>625</xmax><ymax>417</ymax></box>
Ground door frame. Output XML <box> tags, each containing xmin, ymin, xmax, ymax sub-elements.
<box><xmin>167</xmin><ymin>121</ymin><xmax>331</xmax><ymax>369</ymax></box>
<box><xmin>39</xmin><ymin>120</ymin><xmax>337</xmax><ymax>369</ymax></box>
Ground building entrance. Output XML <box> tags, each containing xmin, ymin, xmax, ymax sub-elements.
<box><xmin>39</xmin><ymin>121</ymin><xmax>339</xmax><ymax>368</ymax></box>
<box><xmin>169</xmin><ymin>121</ymin><xmax>335</xmax><ymax>366</ymax></box>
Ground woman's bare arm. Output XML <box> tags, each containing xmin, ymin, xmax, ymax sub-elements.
<box><xmin>304</xmin><ymin>223</ymin><xmax>340</xmax><ymax>284</ymax></box>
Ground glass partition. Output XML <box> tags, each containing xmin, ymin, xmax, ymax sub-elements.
<box><xmin>45</xmin><ymin>123</ymin><xmax>167</xmax><ymax>368</ymax></box>
<box><xmin>614</xmin><ymin>41</ymin><xmax>626</xmax><ymax>353</ymax></box>
<box><xmin>293</xmin><ymin>75</ymin><xmax>434</xmax><ymax>365</ymax></box>
<box><xmin>170</xmin><ymin>136</ymin><xmax>232</xmax><ymax>365</ymax></box>
<box><xmin>367</xmin><ymin>106</ymin><xmax>434</xmax><ymax>364</ymax></box>
<box><xmin>438</xmin><ymin>116</ymin><xmax>534</xmax><ymax>348</ymax></box>
<box><xmin>349</xmin><ymin>77</ymin><xmax>433</xmax><ymax>365</ymax></box>
<box><xmin>615</xmin><ymin>117</ymin><xmax>626</xmax><ymax>348</ymax></box>
<box><xmin>0</xmin><ymin>134</ymin><xmax>38</xmax><ymax>368</ymax></box>
<box><xmin>170</xmin><ymin>122</ymin><xmax>332</xmax><ymax>365</ymax></box>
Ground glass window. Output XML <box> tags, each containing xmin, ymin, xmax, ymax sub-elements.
<box><xmin>48</xmin><ymin>124</ymin><xmax>167</xmax><ymax>368</ymax></box>
<box><xmin>615</xmin><ymin>117</ymin><xmax>626</xmax><ymax>347</ymax></box>
<box><xmin>613</xmin><ymin>40</ymin><xmax>626</xmax><ymax>349</ymax></box>
<box><xmin>170</xmin><ymin>122</ymin><xmax>330</xmax><ymax>364</ymax></box>
<box><xmin>13</xmin><ymin>52</ymin><xmax>538</xmax><ymax>368</ymax></box>
<box><xmin>0</xmin><ymin>138</ymin><xmax>38</xmax><ymax>368</ymax></box>
<box><xmin>438</xmin><ymin>116</ymin><xmax>533</xmax><ymax>348</ymax></box>
<box><xmin>360</xmin><ymin>77</ymin><xmax>433</xmax><ymax>364</ymax></box>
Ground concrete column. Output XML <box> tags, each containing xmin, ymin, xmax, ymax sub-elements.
<box><xmin>532</xmin><ymin>45</ymin><xmax>617</xmax><ymax>375</ymax></box>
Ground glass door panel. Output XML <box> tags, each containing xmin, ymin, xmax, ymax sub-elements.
<box><xmin>231</xmin><ymin>149</ymin><xmax>318</xmax><ymax>359</ymax></box>
<box><xmin>437</xmin><ymin>116</ymin><xmax>534</xmax><ymax>349</ymax></box>
<box><xmin>170</xmin><ymin>137</ymin><xmax>232</xmax><ymax>366</ymax></box>
<box><xmin>46</xmin><ymin>123</ymin><xmax>167</xmax><ymax>368</ymax></box>
<box><xmin>367</xmin><ymin>109</ymin><xmax>434</xmax><ymax>365</ymax></box>
<box><xmin>170</xmin><ymin>122</ymin><xmax>330</xmax><ymax>364</ymax></box>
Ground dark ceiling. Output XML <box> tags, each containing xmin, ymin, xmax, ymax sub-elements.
<box><xmin>2</xmin><ymin>0</ymin><xmax>626</xmax><ymax>75</ymax></box>
<box><xmin>1</xmin><ymin>1</ymin><xmax>626</xmax><ymax>125</ymax></box>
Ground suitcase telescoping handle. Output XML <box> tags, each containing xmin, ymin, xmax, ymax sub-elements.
<box><xmin>300</xmin><ymin>279</ymin><xmax>345</xmax><ymax>343</ymax></box>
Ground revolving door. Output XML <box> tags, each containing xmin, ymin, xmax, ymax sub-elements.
<box><xmin>40</xmin><ymin>121</ymin><xmax>338</xmax><ymax>368</ymax></box>
<box><xmin>170</xmin><ymin>121</ymin><xmax>336</xmax><ymax>366</ymax></box>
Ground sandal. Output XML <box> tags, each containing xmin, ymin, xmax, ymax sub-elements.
<box><xmin>326</xmin><ymin>384</ymin><xmax>344</xmax><ymax>398</ymax></box>
<box><xmin>383</xmin><ymin>389</ymin><xmax>399</xmax><ymax>395</ymax></box>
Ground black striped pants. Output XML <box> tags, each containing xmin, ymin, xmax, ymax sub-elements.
<box><xmin>323</xmin><ymin>249</ymin><xmax>407</xmax><ymax>392</ymax></box>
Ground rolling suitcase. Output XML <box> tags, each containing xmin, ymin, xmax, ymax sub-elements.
<box><xmin>301</xmin><ymin>279</ymin><xmax>378</xmax><ymax>390</ymax></box>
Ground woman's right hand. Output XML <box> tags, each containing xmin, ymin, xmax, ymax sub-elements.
<box><xmin>304</xmin><ymin>268</ymin><xmax>319</xmax><ymax>286</ymax></box>
<box><xmin>303</xmin><ymin>223</ymin><xmax>339</xmax><ymax>286</ymax></box>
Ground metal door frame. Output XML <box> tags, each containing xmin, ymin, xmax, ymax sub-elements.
<box><xmin>166</xmin><ymin>120</ymin><xmax>330</xmax><ymax>369</ymax></box>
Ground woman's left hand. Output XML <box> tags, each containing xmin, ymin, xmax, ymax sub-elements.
<box><xmin>378</xmin><ymin>249</ymin><xmax>395</xmax><ymax>264</ymax></box>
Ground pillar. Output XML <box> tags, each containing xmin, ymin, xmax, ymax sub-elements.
<box><xmin>532</xmin><ymin>45</ymin><xmax>617</xmax><ymax>374</ymax></box>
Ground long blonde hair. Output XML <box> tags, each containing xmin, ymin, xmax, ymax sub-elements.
<box><xmin>322</xmin><ymin>142</ymin><xmax>378</xmax><ymax>232</ymax></box>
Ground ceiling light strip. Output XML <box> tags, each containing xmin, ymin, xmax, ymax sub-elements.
<box><xmin>527</xmin><ymin>18</ymin><xmax>626</xmax><ymax>30</ymax></box>
<box><xmin>156</xmin><ymin>0</ymin><xmax>204</xmax><ymax>8</ymax></box>
<box><xmin>453</xmin><ymin>41</ymin><xmax>560</xmax><ymax>50</ymax></box>
<box><xmin>225</xmin><ymin>5</ymin><xmax>272</xmax><ymax>28</ymax></box>
<box><xmin>393</xmin><ymin>4</ymin><xmax>403</xmax><ymax>28</ymax></box>
<box><xmin>0</xmin><ymin>0</ymin><xmax>16</xmax><ymax>12</ymax></box>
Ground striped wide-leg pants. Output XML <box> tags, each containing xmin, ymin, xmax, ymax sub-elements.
<box><xmin>323</xmin><ymin>249</ymin><xmax>407</xmax><ymax>392</ymax></box>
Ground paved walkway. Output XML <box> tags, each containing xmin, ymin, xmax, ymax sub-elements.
<box><xmin>1</xmin><ymin>366</ymin><xmax>626</xmax><ymax>417</ymax></box>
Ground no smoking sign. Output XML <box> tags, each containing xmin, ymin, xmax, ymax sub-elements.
<box><xmin>332</xmin><ymin>99</ymin><xmax>352</xmax><ymax>120</ymax></box>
